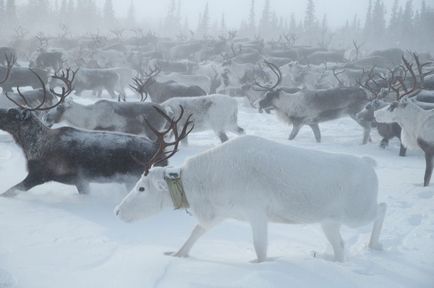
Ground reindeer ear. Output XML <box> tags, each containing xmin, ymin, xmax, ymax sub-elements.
<box><xmin>20</xmin><ymin>110</ymin><xmax>32</xmax><ymax>120</ymax></box>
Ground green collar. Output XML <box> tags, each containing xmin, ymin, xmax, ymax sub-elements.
<box><xmin>164</xmin><ymin>169</ymin><xmax>190</xmax><ymax>210</ymax></box>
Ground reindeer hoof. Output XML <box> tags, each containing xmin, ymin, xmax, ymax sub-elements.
<box><xmin>369</xmin><ymin>242</ymin><xmax>383</xmax><ymax>251</ymax></box>
<box><xmin>164</xmin><ymin>251</ymin><xmax>188</xmax><ymax>258</ymax></box>
<box><xmin>1</xmin><ymin>190</ymin><xmax>18</xmax><ymax>198</ymax></box>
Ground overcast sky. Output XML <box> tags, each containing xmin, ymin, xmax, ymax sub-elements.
<box><xmin>29</xmin><ymin>0</ymin><xmax>432</xmax><ymax>28</ymax></box>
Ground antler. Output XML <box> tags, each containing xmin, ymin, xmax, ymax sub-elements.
<box><xmin>0</xmin><ymin>54</ymin><xmax>16</xmax><ymax>84</ymax></box>
<box><xmin>254</xmin><ymin>60</ymin><xmax>282</xmax><ymax>92</ymax></box>
<box><xmin>129</xmin><ymin>66</ymin><xmax>160</xmax><ymax>101</ymax></box>
<box><xmin>132</xmin><ymin>105</ymin><xmax>194</xmax><ymax>176</ymax></box>
<box><xmin>411</xmin><ymin>52</ymin><xmax>434</xmax><ymax>89</ymax></box>
<box><xmin>5</xmin><ymin>68</ymin><xmax>77</xmax><ymax>111</ymax></box>
<box><xmin>129</xmin><ymin>77</ymin><xmax>148</xmax><ymax>102</ymax></box>
<box><xmin>390</xmin><ymin>55</ymin><xmax>421</xmax><ymax>100</ymax></box>
<box><xmin>352</xmin><ymin>40</ymin><xmax>364</xmax><ymax>61</ymax></box>
<box><xmin>332</xmin><ymin>68</ymin><xmax>345</xmax><ymax>87</ymax></box>
<box><xmin>35</xmin><ymin>33</ymin><xmax>49</xmax><ymax>51</ymax></box>
<box><xmin>144</xmin><ymin>65</ymin><xmax>161</xmax><ymax>78</ymax></box>
<box><xmin>356</xmin><ymin>66</ymin><xmax>383</xmax><ymax>100</ymax></box>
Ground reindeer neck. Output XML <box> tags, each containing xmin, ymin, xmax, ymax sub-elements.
<box><xmin>146</xmin><ymin>81</ymin><xmax>161</xmax><ymax>102</ymax></box>
<box><xmin>397</xmin><ymin>102</ymin><xmax>427</xmax><ymax>129</ymax></box>
<box><xmin>148</xmin><ymin>79</ymin><xmax>160</xmax><ymax>90</ymax></box>
<box><xmin>12</xmin><ymin>118</ymin><xmax>50</xmax><ymax>160</ymax></box>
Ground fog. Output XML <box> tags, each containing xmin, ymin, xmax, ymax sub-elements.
<box><xmin>1</xmin><ymin>0</ymin><xmax>434</xmax><ymax>53</ymax></box>
<box><xmin>95</xmin><ymin>0</ymin><xmax>427</xmax><ymax>28</ymax></box>
<box><xmin>13</xmin><ymin>0</ymin><xmax>429</xmax><ymax>28</ymax></box>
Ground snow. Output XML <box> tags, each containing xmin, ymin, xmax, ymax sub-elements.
<box><xmin>0</xmin><ymin>97</ymin><xmax>434</xmax><ymax>288</ymax></box>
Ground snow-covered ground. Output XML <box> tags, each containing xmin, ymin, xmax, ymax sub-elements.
<box><xmin>0</xmin><ymin>96</ymin><xmax>433</xmax><ymax>288</ymax></box>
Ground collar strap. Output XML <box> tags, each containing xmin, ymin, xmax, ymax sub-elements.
<box><xmin>164</xmin><ymin>169</ymin><xmax>189</xmax><ymax>210</ymax></box>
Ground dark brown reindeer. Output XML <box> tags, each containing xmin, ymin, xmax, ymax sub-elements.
<box><xmin>256</xmin><ymin>61</ymin><xmax>371</xmax><ymax>143</ymax></box>
<box><xmin>356</xmin><ymin>67</ymin><xmax>407</xmax><ymax>156</ymax></box>
<box><xmin>0</xmin><ymin>67</ymin><xmax>193</xmax><ymax>197</ymax></box>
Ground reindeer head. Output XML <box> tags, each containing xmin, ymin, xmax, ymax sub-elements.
<box><xmin>220</xmin><ymin>43</ymin><xmax>242</xmax><ymax>67</ymax></box>
<box><xmin>356</xmin><ymin>99</ymin><xmax>388</xmax><ymax>123</ymax></box>
<box><xmin>1</xmin><ymin>67</ymin><xmax>76</xmax><ymax>132</ymax></box>
<box><xmin>114</xmin><ymin>167</ymin><xmax>169</xmax><ymax>222</ymax></box>
<box><xmin>0</xmin><ymin>108</ymin><xmax>34</xmax><ymax>133</ymax></box>
<box><xmin>0</xmin><ymin>55</ymin><xmax>35</xmax><ymax>131</ymax></box>
<box><xmin>374</xmin><ymin>54</ymin><xmax>426</xmax><ymax>124</ymax></box>
<box><xmin>115</xmin><ymin>106</ymin><xmax>194</xmax><ymax>222</ymax></box>
<box><xmin>254</xmin><ymin>61</ymin><xmax>282</xmax><ymax>113</ymax></box>
<box><xmin>130</xmin><ymin>66</ymin><xmax>161</xmax><ymax>101</ymax></box>
<box><xmin>43</xmin><ymin>98</ymin><xmax>73</xmax><ymax>127</ymax></box>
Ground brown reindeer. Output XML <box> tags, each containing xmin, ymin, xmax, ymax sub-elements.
<box><xmin>0</xmin><ymin>67</ymin><xmax>193</xmax><ymax>197</ymax></box>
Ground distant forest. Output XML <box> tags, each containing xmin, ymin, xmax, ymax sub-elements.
<box><xmin>0</xmin><ymin>0</ymin><xmax>433</xmax><ymax>53</ymax></box>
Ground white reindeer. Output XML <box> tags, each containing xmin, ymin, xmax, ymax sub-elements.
<box><xmin>43</xmin><ymin>98</ymin><xmax>167</xmax><ymax>140</ymax></box>
<box><xmin>375</xmin><ymin>99</ymin><xmax>434</xmax><ymax>186</ymax></box>
<box><xmin>115</xmin><ymin>135</ymin><xmax>386</xmax><ymax>262</ymax></box>
<box><xmin>161</xmin><ymin>94</ymin><xmax>245</xmax><ymax>143</ymax></box>
<box><xmin>374</xmin><ymin>53</ymin><xmax>434</xmax><ymax>186</ymax></box>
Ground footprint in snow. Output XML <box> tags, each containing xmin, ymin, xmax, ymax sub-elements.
<box><xmin>407</xmin><ymin>214</ymin><xmax>423</xmax><ymax>226</ymax></box>
<box><xmin>418</xmin><ymin>190</ymin><xmax>434</xmax><ymax>199</ymax></box>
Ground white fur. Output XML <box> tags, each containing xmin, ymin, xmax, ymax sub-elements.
<box><xmin>161</xmin><ymin>94</ymin><xmax>244</xmax><ymax>143</ymax></box>
<box><xmin>45</xmin><ymin>99</ymin><xmax>165</xmax><ymax>138</ymax></box>
<box><xmin>115</xmin><ymin>135</ymin><xmax>386</xmax><ymax>262</ymax></box>
<box><xmin>374</xmin><ymin>100</ymin><xmax>434</xmax><ymax>150</ymax></box>
<box><xmin>159</xmin><ymin>73</ymin><xmax>210</xmax><ymax>92</ymax></box>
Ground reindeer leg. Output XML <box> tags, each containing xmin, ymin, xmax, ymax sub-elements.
<box><xmin>398</xmin><ymin>137</ymin><xmax>407</xmax><ymax>157</ymax></box>
<box><xmin>235</xmin><ymin>126</ymin><xmax>245</xmax><ymax>135</ymax></box>
<box><xmin>218</xmin><ymin>132</ymin><xmax>229</xmax><ymax>143</ymax></box>
<box><xmin>362</xmin><ymin>126</ymin><xmax>371</xmax><ymax>145</ymax></box>
<box><xmin>350</xmin><ymin>114</ymin><xmax>371</xmax><ymax>144</ymax></box>
<box><xmin>106</xmin><ymin>88</ymin><xmax>116</xmax><ymax>99</ymax></box>
<box><xmin>166</xmin><ymin>225</ymin><xmax>208</xmax><ymax>258</ymax></box>
<box><xmin>1</xmin><ymin>173</ymin><xmax>46</xmax><ymax>197</ymax></box>
<box><xmin>369</xmin><ymin>203</ymin><xmax>387</xmax><ymax>250</ymax></box>
<box><xmin>250</xmin><ymin>215</ymin><xmax>268</xmax><ymax>263</ymax></box>
<box><xmin>399</xmin><ymin>144</ymin><xmax>407</xmax><ymax>157</ymax></box>
<box><xmin>75</xmin><ymin>181</ymin><xmax>90</xmax><ymax>195</ymax></box>
<box><xmin>321</xmin><ymin>220</ymin><xmax>345</xmax><ymax>262</ymax></box>
<box><xmin>418</xmin><ymin>139</ymin><xmax>434</xmax><ymax>186</ymax></box>
<box><xmin>309</xmin><ymin>123</ymin><xmax>321</xmax><ymax>143</ymax></box>
<box><xmin>424</xmin><ymin>153</ymin><xmax>433</xmax><ymax>187</ymax></box>
<box><xmin>289</xmin><ymin>123</ymin><xmax>302</xmax><ymax>141</ymax></box>
<box><xmin>380</xmin><ymin>138</ymin><xmax>389</xmax><ymax>149</ymax></box>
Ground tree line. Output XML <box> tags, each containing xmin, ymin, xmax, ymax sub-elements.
<box><xmin>0</xmin><ymin>0</ymin><xmax>432</xmax><ymax>53</ymax></box>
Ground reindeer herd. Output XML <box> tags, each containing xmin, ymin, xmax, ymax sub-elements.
<box><xmin>0</xmin><ymin>32</ymin><xmax>433</xmax><ymax>263</ymax></box>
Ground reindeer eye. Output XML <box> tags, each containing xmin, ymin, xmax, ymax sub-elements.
<box><xmin>138</xmin><ymin>187</ymin><xmax>145</xmax><ymax>192</ymax></box>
